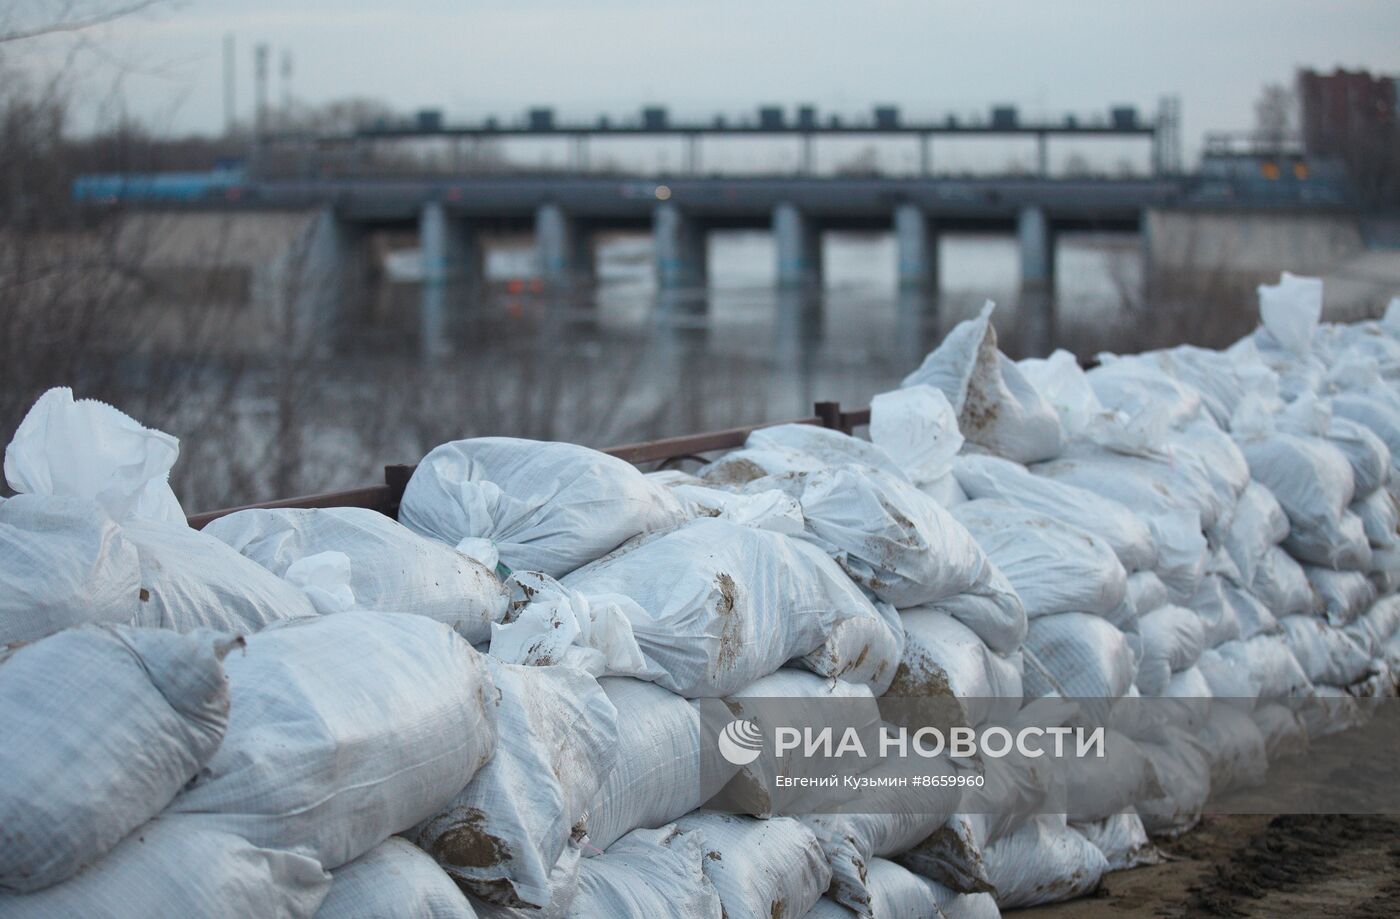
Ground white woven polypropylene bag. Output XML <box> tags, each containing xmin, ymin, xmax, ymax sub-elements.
<box><xmin>0</xmin><ymin>626</ymin><xmax>234</xmax><ymax>892</ymax></box>
<box><xmin>315</xmin><ymin>838</ymin><xmax>475</xmax><ymax>919</ymax></box>
<box><xmin>170</xmin><ymin>611</ymin><xmax>497</xmax><ymax>871</ymax></box>
<box><xmin>399</xmin><ymin>437</ymin><xmax>686</xmax><ymax>578</ymax></box>
<box><xmin>205</xmin><ymin>506</ymin><xmax>509</xmax><ymax>643</ymax></box>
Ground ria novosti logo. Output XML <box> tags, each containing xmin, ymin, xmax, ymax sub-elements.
<box><xmin>717</xmin><ymin>719</ymin><xmax>764</xmax><ymax>765</ymax></box>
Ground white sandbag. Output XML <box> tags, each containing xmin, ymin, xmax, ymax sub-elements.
<box><xmin>399</xmin><ymin>437</ymin><xmax>686</xmax><ymax>578</ymax></box>
<box><xmin>1087</xmin><ymin>357</ymin><xmax>1204</xmax><ymax>429</ymax></box>
<box><xmin>1126</xmin><ymin>571</ymin><xmax>1169</xmax><ymax>618</ymax></box>
<box><xmin>1317</xmin><ymin>416</ymin><xmax>1391</xmax><ymax>498</ymax></box>
<box><xmin>467</xmin><ymin>845</ymin><xmax>583</xmax><ymax>919</ymax></box>
<box><xmin>1252</xmin><ymin>702</ymin><xmax>1309</xmax><ymax>757</ymax></box>
<box><xmin>1249</xmin><ymin>544</ymin><xmax>1317</xmax><ymax>618</ymax></box>
<box><xmin>205</xmin><ymin>507</ymin><xmax>509</xmax><ymax>643</ymax></box>
<box><xmin>1332</xmin><ymin>392</ymin><xmax>1400</xmax><ymax>482</ymax></box>
<box><xmin>1135</xmin><ymin>605</ymin><xmax>1207</xmax><ymax>696</ymax></box>
<box><xmin>568</xmin><ymin>825</ymin><xmax>721</xmax><ymax>919</ymax></box>
<box><xmin>951</xmin><ymin>500</ymin><xmax>1127</xmax><ymax>620</ymax></box>
<box><xmin>0</xmin><ymin>495</ymin><xmax>143</xmax><ymax>645</ymax></box>
<box><xmin>170</xmin><ymin>611</ymin><xmax>497</xmax><ymax>871</ymax></box>
<box><xmin>748</xmin><ymin>423</ymin><xmax>907</xmax><ymax>477</ymax></box>
<box><xmin>1224</xmin><ymin>582</ymin><xmax>1279</xmax><ymax>641</ymax></box>
<box><xmin>0</xmin><ymin>626</ymin><xmax>234</xmax><ymax>892</ymax></box>
<box><xmin>1222</xmin><ymin>481</ymin><xmax>1290</xmax><ymax>586</ymax></box>
<box><xmin>1136</xmin><ymin>726</ymin><xmax>1212</xmax><ymax>836</ymax></box>
<box><xmin>1198</xmin><ymin>704</ymin><xmax>1269</xmax><ymax>794</ymax></box>
<box><xmin>921</xmin><ymin>561</ymin><xmax>1029</xmax><ymax>656</ymax></box>
<box><xmin>1280</xmin><ymin>615</ymin><xmax>1374</xmax><ymax>687</ymax></box>
<box><xmin>1072</xmin><ymin>813</ymin><xmax>1160</xmax><ymax>872</ymax></box>
<box><xmin>1196</xmin><ymin>645</ymin><xmax>1259</xmax><ymax>702</ymax></box>
<box><xmin>896</xmin><ymin>813</ymin><xmax>993</xmax><ymax>895</ymax></box>
<box><xmin>1258</xmin><ymin>271</ymin><xmax>1322</xmax><ymax>356</ymax></box>
<box><xmin>667</xmin><ymin>481</ymin><xmax>807</xmax><ymax>535</ymax></box>
<box><xmin>316</xmin><ymin>838</ymin><xmax>475</xmax><ymax>919</ymax></box>
<box><xmin>925</xmin><ymin>883</ymin><xmax>1002</xmax><ymax>919</ymax></box>
<box><xmin>953</xmin><ymin>454</ymin><xmax>1156</xmax><ymax>572</ymax></box>
<box><xmin>902</xmin><ymin>301</ymin><xmax>1064</xmax><ymax>463</ymax></box>
<box><xmin>674</xmin><ymin>812</ymin><xmax>831</xmax><ymax>919</ymax></box>
<box><xmin>870</xmin><ymin>385</ymin><xmax>965</xmax><ymax>487</ymax></box>
<box><xmin>981</xmin><ymin>814</ymin><xmax>1107</xmax><ymax>909</ymax></box>
<box><xmin>123</xmin><ymin>517</ymin><xmax>320</xmax><ymax>631</ymax></box>
<box><xmin>411</xmin><ymin>660</ymin><xmax>617</xmax><ymax>908</ymax></box>
<box><xmin>887</xmin><ymin>608</ymin><xmax>1023</xmax><ymax>729</ymax></box>
<box><xmin>1234</xmin><ymin>429</ymin><xmax>1368</xmax><ymax>570</ymax></box>
<box><xmin>751</xmin><ymin>466</ymin><xmax>1012</xmax><ymax>609</ymax></box>
<box><xmin>802</xmin><ymin>810</ymin><xmax>952</xmax><ymax>917</ymax></box>
<box><xmin>1031</xmin><ymin>456</ymin><xmax>1211</xmax><ymax>599</ymax></box>
<box><xmin>549</xmin><ymin>517</ymin><xmax>904</xmax><ymax>696</ymax></box>
<box><xmin>1216</xmin><ymin>634</ymin><xmax>1314</xmax><ymax>700</ymax></box>
<box><xmin>1354</xmin><ymin>488</ymin><xmax>1399</xmax><ymax>548</ymax></box>
<box><xmin>1304</xmin><ymin>565</ymin><xmax>1376</xmax><ymax>626</ymax></box>
<box><xmin>0</xmin><ymin>818</ymin><xmax>330</xmax><ymax>919</ymax></box>
<box><xmin>1188</xmin><ymin>570</ymin><xmax>1243</xmax><ymax>648</ymax></box>
<box><xmin>803</xmin><ymin>859</ymin><xmax>942</xmax><ymax>919</ymax></box>
<box><xmin>1065</xmin><ymin>730</ymin><xmax>1163</xmax><ymax>824</ymax></box>
<box><xmin>583</xmin><ymin>678</ymin><xmax>735</xmax><ymax>852</ymax></box>
<box><xmin>4</xmin><ymin>386</ymin><xmax>185</xmax><ymax>525</ymax></box>
<box><xmin>1344</xmin><ymin>596</ymin><xmax>1400</xmax><ymax>659</ymax></box>
<box><xmin>1022</xmin><ymin>613</ymin><xmax>1137</xmax><ymax>701</ymax></box>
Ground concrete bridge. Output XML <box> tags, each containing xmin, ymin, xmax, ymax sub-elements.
<box><xmin>236</xmin><ymin>173</ymin><xmax>1186</xmax><ymax>356</ymax></box>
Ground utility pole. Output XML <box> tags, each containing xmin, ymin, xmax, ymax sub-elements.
<box><xmin>222</xmin><ymin>33</ymin><xmax>235</xmax><ymax>136</ymax></box>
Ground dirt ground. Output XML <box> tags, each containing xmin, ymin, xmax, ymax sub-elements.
<box><xmin>1005</xmin><ymin>813</ymin><xmax>1400</xmax><ymax>918</ymax></box>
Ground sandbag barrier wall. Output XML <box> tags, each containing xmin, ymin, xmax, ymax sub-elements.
<box><xmin>186</xmin><ymin>411</ymin><xmax>840</xmax><ymax>529</ymax></box>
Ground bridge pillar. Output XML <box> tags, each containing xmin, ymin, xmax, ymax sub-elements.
<box><xmin>293</xmin><ymin>206</ymin><xmax>366</xmax><ymax>356</ymax></box>
<box><xmin>654</xmin><ymin>201</ymin><xmax>708</xmax><ymax>291</ymax></box>
<box><xmin>419</xmin><ymin>201</ymin><xmax>480</xmax><ymax>360</ymax></box>
<box><xmin>773</xmin><ymin>202</ymin><xmax>822</xmax><ymax>290</ymax></box>
<box><xmin>536</xmin><ymin>202</ymin><xmax>593</xmax><ymax>290</ymax></box>
<box><xmin>894</xmin><ymin>203</ymin><xmax>939</xmax><ymax>292</ymax></box>
<box><xmin>1017</xmin><ymin>204</ymin><xmax>1056</xmax><ymax>356</ymax></box>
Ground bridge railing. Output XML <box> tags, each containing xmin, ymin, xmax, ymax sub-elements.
<box><xmin>186</xmin><ymin>402</ymin><xmax>869</xmax><ymax>529</ymax></box>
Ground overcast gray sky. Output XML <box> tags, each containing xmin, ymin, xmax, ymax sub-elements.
<box><xmin>14</xmin><ymin>0</ymin><xmax>1400</xmax><ymax>169</ymax></box>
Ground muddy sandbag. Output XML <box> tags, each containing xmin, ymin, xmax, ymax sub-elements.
<box><xmin>583</xmin><ymin>678</ymin><xmax>735</xmax><ymax>852</ymax></box>
<box><xmin>411</xmin><ymin>660</ymin><xmax>616</xmax><ymax>908</ymax></box>
<box><xmin>400</xmin><ymin>437</ymin><xmax>686</xmax><ymax>579</ymax></box>
<box><xmin>546</xmin><ymin>517</ymin><xmax>904</xmax><ymax>696</ymax></box>
<box><xmin>902</xmin><ymin>301</ymin><xmax>1064</xmax><ymax>463</ymax></box>
<box><xmin>0</xmin><ymin>495</ymin><xmax>143</xmax><ymax>645</ymax></box>
<box><xmin>981</xmin><ymin>815</ymin><xmax>1107</xmax><ymax>909</ymax></box>
<box><xmin>170</xmin><ymin>611</ymin><xmax>497</xmax><ymax>871</ymax></box>
<box><xmin>886</xmin><ymin>608</ymin><xmax>1023</xmax><ymax>729</ymax></box>
<box><xmin>803</xmin><ymin>859</ymin><xmax>943</xmax><ymax>919</ymax></box>
<box><xmin>316</xmin><ymin>838</ymin><xmax>474</xmax><ymax>919</ymax></box>
<box><xmin>0</xmin><ymin>626</ymin><xmax>234</xmax><ymax>892</ymax></box>
<box><xmin>205</xmin><ymin>507</ymin><xmax>509</xmax><ymax>643</ymax></box>
<box><xmin>567</xmin><ymin>825</ymin><xmax>722</xmax><ymax>919</ymax></box>
<box><xmin>953</xmin><ymin>454</ymin><xmax>1156</xmax><ymax>572</ymax></box>
<box><xmin>1135</xmin><ymin>605</ymin><xmax>1207</xmax><ymax>696</ymax></box>
<box><xmin>674</xmin><ymin>812</ymin><xmax>831</xmax><ymax>919</ymax></box>
<box><xmin>0</xmin><ymin>818</ymin><xmax>330</xmax><ymax>919</ymax></box>
<box><xmin>1022</xmin><ymin>613</ymin><xmax>1137</xmax><ymax>702</ymax></box>
<box><xmin>746</xmin><ymin>465</ymin><xmax>1011</xmax><ymax>610</ymax></box>
<box><xmin>925</xmin><ymin>883</ymin><xmax>1002</xmax><ymax>919</ymax></box>
<box><xmin>951</xmin><ymin>500</ymin><xmax>1127</xmax><ymax>620</ymax></box>
<box><xmin>896</xmin><ymin>813</ymin><xmax>994</xmax><ymax>895</ymax></box>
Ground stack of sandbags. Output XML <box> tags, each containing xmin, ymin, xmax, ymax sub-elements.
<box><xmin>1</xmin><ymin>388</ymin><xmax>318</xmax><ymax>647</ymax></box>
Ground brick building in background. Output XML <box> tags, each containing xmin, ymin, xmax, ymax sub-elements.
<box><xmin>1298</xmin><ymin>68</ymin><xmax>1400</xmax><ymax>205</ymax></box>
